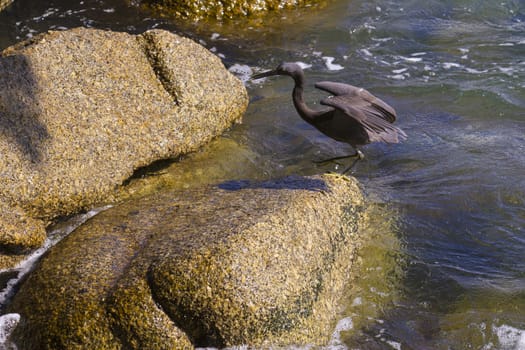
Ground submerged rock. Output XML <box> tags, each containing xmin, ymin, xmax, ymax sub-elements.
<box><xmin>0</xmin><ymin>27</ymin><xmax>247</xmax><ymax>264</ymax></box>
<box><xmin>9</xmin><ymin>174</ymin><xmax>365</xmax><ymax>348</ymax></box>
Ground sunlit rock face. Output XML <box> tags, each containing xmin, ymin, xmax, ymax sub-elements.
<box><xmin>9</xmin><ymin>174</ymin><xmax>365</xmax><ymax>349</ymax></box>
<box><xmin>0</xmin><ymin>0</ymin><xmax>13</xmax><ymax>12</ymax></box>
<box><xmin>0</xmin><ymin>27</ymin><xmax>247</xmax><ymax>265</ymax></box>
<box><xmin>131</xmin><ymin>0</ymin><xmax>327</xmax><ymax>20</ymax></box>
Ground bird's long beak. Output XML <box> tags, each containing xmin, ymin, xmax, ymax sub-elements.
<box><xmin>251</xmin><ymin>69</ymin><xmax>278</xmax><ymax>80</ymax></box>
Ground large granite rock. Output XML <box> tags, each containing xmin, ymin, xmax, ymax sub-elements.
<box><xmin>0</xmin><ymin>27</ymin><xmax>247</xmax><ymax>262</ymax></box>
<box><xmin>8</xmin><ymin>174</ymin><xmax>365</xmax><ymax>349</ymax></box>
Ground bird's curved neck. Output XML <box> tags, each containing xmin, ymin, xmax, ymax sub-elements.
<box><xmin>291</xmin><ymin>74</ymin><xmax>319</xmax><ymax>123</ymax></box>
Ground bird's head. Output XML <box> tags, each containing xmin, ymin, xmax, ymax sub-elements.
<box><xmin>251</xmin><ymin>62</ymin><xmax>304</xmax><ymax>80</ymax></box>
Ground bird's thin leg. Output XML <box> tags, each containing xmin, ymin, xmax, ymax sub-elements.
<box><xmin>314</xmin><ymin>153</ymin><xmax>357</xmax><ymax>164</ymax></box>
<box><xmin>314</xmin><ymin>150</ymin><xmax>361</xmax><ymax>164</ymax></box>
<box><xmin>341</xmin><ymin>150</ymin><xmax>364</xmax><ymax>174</ymax></box>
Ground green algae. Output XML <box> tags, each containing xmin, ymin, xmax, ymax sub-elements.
<box><xmin>336</xmin><ymin>203</ymin><xmax>406</xmax><ymax>346</ymax></box>
<box><xmin>116</xmin><ymin>137</ymin><xmax>263</xmax><ymax>201</ymax></box>
<box><xmin>135</xmin><ymin>0</ymin><xmax>329</xmax><ymax>20</ymax></box>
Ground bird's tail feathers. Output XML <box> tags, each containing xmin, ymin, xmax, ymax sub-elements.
<box><xmin>365</xmin><ymin>124</ymin><xmax>407</xmax><ymax>144</ymax></box>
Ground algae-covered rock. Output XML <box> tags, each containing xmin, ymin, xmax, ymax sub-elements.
<box><xmin>0</xmin><ymin>0</ymin><xmax>13</xmax><ymax>12</ymax></box>
<box><xmin>0</xmin><ymin>27</ymin><xmax>247</xmax><ymax>262</ymax></box>
<box><xmin>9</xmin><ymin>174</ymin><xmax>364</xmax><ymax>348</ymax></box>
<box><xmin>134</xmin><ymin>0</ymin><xmax>325</xmax><ymax>20</ymax></box>
<box><xmin>0</xmin><ymin>202</ymin><xmax>46</xmax><ymax>252</ymax></box>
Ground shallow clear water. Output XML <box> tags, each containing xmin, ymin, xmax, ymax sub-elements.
<box><xmin>1</xmin><ymin>0</ymin><xmax>525</xmax><ymax>348</ymax></box>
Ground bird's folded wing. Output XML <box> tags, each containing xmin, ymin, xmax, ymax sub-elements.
<box><xmin>315</xmin><ymin>81</ymin><xmax>356</xmax><ymax>96</ymax></box>
<box><xmin>320</xmin><ymin>95</ymin><xmax>407</xmax><ymax>143</ymax></box>
<box><xmin>315</xmin><ymin>81</ymin><xmax>397</xmax><ymax>122</ymax></box>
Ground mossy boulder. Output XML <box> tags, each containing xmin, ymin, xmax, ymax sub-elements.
<box><xmin>0</xmin><ymin>27</ymin><xmax>247</xmax><ymax>264</ymax></box>
<box><xmin>9</xmin><ymin>174</ymin><xmax>365</xmax><ymax>349</ymax></box>
<box><xmin>134</xmin><ymin>0</ymin><xmax>325</xmax><ymax>19</ymax></box>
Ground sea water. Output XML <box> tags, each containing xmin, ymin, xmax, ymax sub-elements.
<box><xmin>1</xmin><ymin>0</ymin><xmax>524</xmax><ymax>348</ymax></box>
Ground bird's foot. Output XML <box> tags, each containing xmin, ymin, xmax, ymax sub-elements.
<box><xmin>341</xmin><ymin>155</ymin><xmax>363</xmax><ymax>175</ymax></box>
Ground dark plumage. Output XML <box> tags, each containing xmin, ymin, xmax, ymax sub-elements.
<box><xmin>251</xmin><ymin>62</ymin><xmax>406</xmax><ymax>173</ymax></box>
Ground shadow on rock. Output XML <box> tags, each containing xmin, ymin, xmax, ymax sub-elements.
<box><xmin>0</xmin><ymin>54</ymin><xmax>49</xmax><ymax>164</ymax></box>
<box><xmin>218</xmin><ymin>175</ymin><xmax>330</xmax><ymax>192</ymax></box>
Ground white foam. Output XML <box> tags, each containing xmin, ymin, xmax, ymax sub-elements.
<box><xmin>326</xmin><ymin>317</ymin><xmax>353</xmax><ymax>349</ymax></box>
<box><xmin>497</xmin><ymin>66</ymin><xmax>514</xmax><ymax>75</ymax></box>
<box><xmin>493</xmin><ymin>324</ymin><xmax>525</xmax><ymax>349</ymax></box>
<box><xmin>465</xmin><ymin>67</ymin><xmax>488</xmax><ymax>74</ymax></box>
<box><xmin>0</xmin><ymin>206</ymin><xmax>111</xmax><ymax>308</ymax></box>
<box><xmin>322</xmin><ymin>57</ymin><xmax>344</xmax><ymax>71</ymax></box>
<box><xmin>370</xmin><ymin>287</ymin><xmax>390</xmax><ymax>297</ymax></box>
<box><xmin>228</xmin><ymin>64</ymin><xmax>253</xmax><ymax>83</ymax></box>
<box><xmin>351</xmin><ymin>296</ymin><xmax>362</xmax><ymax>306</ymax></box>
<box><xmin>410</xmin><ymin>52</ymin><xmax>427</xmax><ymax>57</ymax></box>
<box><xmin>296</xmin><ymin>61</ymin><xmax>313</xmax><ymax>70</ymax></box>
<box><xmin>387</xmin><ymin>74</ymin><xmax>407</xmax><ymax>80</ymax></box>
<box><xmin>443</xmin><ymin>62</ymin><xmax>462</xmax><ymax>69</ymax></box>
<box><xmin>33</xmin><ymin>7</ymin><xmax>58</xmax><ymax>21</ymax></box>
<box><xmin>397</xmin><ymin>56</ymin><xmax>422</xmax><ymax>63</ymax></box>
<box><xmin>371</xmin><ymin>37</ymin><xmax>392</xmax><ymax>42</ymax></box>
<box><xmin>360</xmin><ymin>48</ymin><xmax>373</xmax><ymax>57</ymax></box>
<box><xmin>364</xmin><ymin>23</ymin><xmax>376</xmax><ymax>31</ymax></box>
<box><xmin>211</xmin><ymin>33</ymin><xmax>220</xmax><ymax>40</ymax></box>
<box><xmin>385</xmin><ymin>340</ymin><xmax>402</xmax><ymax>350</ymax></box>
<box><xmin>392</xmin><ymin>68</ymin><xmax>408</xmax><ymax>74</ymax></box>
<box><xmin>0</xmin><ymin>313</ymin><xmax>19</xmax><ymax>344</ymax></box>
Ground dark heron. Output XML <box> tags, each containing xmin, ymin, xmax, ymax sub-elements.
<box><xmin>251</xmin><ymin>62</ymin><xmax>407</xmax><ymax>174</ymax></box>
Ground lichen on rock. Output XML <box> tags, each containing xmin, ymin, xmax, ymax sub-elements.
<box><xmin>132</xmin><ymin>0</ymin><xmax>327</xmax><ymax>20</ymax></box>
<box><xmin>8</xmin><ymin>174</ymin><xmax>365</xmax><ymax>348</ymax></box>
<box><xmin>0</xmin><ymin>27</ymin><xmax>247</xmax><ymax>266</ymax></box>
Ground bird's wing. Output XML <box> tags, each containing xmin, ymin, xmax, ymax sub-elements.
<box><xmin>320</xmin><ymin>95</ymin><xmax>407</xmax><ymax>143</ymax></box>
<box><xmin>315</xmin><ymin>81</ymin><xmax>356</xmax><ymax>96</ymax></box>
<box><xmin>315</xmin><ymin>81</ymin><xmax>397</xmax><ymax>122</ymax></box>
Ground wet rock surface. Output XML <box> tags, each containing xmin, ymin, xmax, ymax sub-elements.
<box><xmin>0</xmin><ymin>27</ymin><xmax>247</xmax><ymax>264</ymax></box>
<box><xmin>134</xmin><ymin>0</ymin><xmax>326</xmax><ymax>20</ymax></box>
<box><xmin>9</xmin><ymin>174</ymin><xmax>365</xmax><ymax>349</ymax></box>
<box><xmin>0</xmin><ymin>0</ymin><xmax>13</xmax><ymax>12</ymax></box>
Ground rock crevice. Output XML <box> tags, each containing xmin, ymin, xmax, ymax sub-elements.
<box><xmin>0</xmin><ymin>27</ymin><xmax>247</xmax><ymax>263</ymax></box>
<box><xmin>9</xmin><ymin>175</ymin><xmax>365</xmax><ymax>349</ymax></box>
